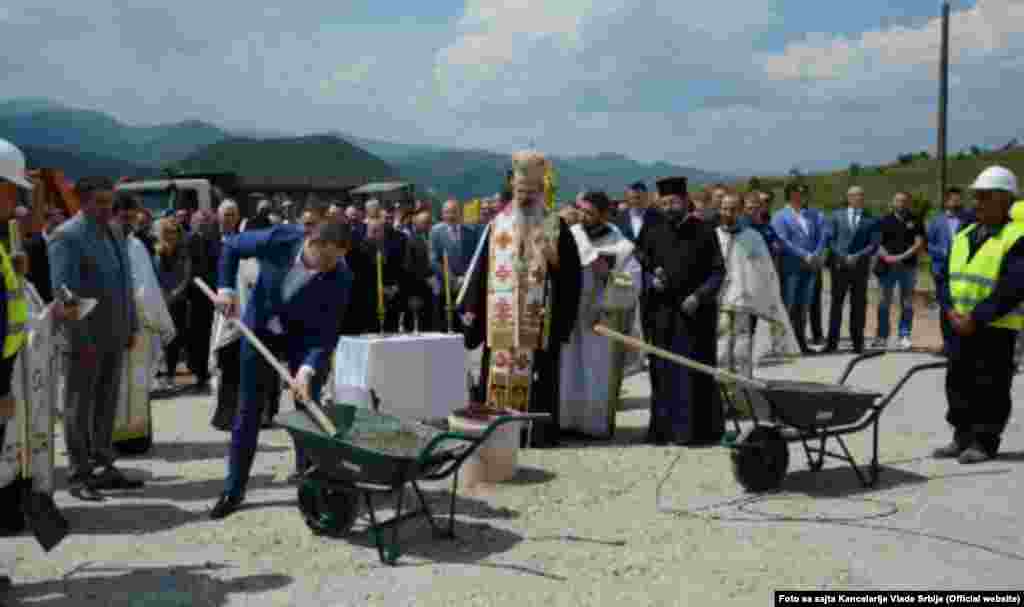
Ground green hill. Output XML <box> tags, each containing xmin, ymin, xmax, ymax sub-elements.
<box><xmin>173</xmin><ymin>135</ymin><xmax>397</xmax><ymax>183</ymax></box>
<box><xmin>745</xmin><ymin>147</ymin><xmax>1024</xmax><ymax>219</ymax></box>
<box><xmin>22</xmin><ymin>145</ymin><xmax>159</xmax><ymax>180</ymax></box>
<box><xmin>0</xmin><ymin>100</ymin><xmax>229</xmax><ymax>166</ymax></box>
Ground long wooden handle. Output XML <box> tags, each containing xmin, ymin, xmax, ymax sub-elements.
<box><xmin>193</xmin><ymin>278</ymin><xmax>338</xmax><ymax>436</ymax></box>
<box><xmin>592</xmin><ymin>324</ymin><xmax>768</xmax><ymax>390</ymax></box>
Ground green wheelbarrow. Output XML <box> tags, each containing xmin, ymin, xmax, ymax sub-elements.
<box><xmin>276</xmin><ymin>403</ymin><xmax>545</xmax><ymax>565</ymax></box>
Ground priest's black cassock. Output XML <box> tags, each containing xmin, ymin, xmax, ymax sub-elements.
<box><xmin>636</xmin><ymin>211</ymin><xmax>726</xmax><ymax>445</ymax></box>
<box><xmin>461</xmin><ymin>217</ymin><xmax>583</xmax><ymax>447</ymax></box>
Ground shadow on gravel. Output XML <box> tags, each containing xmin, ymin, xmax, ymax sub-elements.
<box><xmin>149</xmin><ymin>441</ymin><xmax>291</xmax><ymax>463</ymax></box>
<box><xmin>61</xmin><ymin>502</ymin><xmax>204</xmax><ymax>535</ymax></box>
<box><xmin>120</xmin><ymin>474</ymin><xmax>286</xmax><ymax>502</ymax></box>
<box><xmin>781</xmin><ymin>465</ymin><xmax>931</xmax><ymax>498</ymax></box>
<box><xmin>346</xmin><ymin>519</ymin><xmax>562</xmax><ymax>579</ymax></box>
<box><xmin>11</xmin><ymin>562</ymin><xmax>291</xmax><ymax>607</ymax></box>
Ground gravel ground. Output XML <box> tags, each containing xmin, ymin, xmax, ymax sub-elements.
<box><xmin>2</xmin><ymin>293</ymin><xmax>1021</xmax><ymax>606</ymax></box>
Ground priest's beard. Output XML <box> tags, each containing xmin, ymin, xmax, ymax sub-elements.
<box><xmin>511</xmin><ymin>201</ymin><xmax>545</xmax><ymax>241</ymax></box>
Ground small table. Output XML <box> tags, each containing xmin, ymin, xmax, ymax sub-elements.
<box><xmin>333</xmin><ymin>332</ymin><xmax>467</xmax><ymax>421</ymax></box>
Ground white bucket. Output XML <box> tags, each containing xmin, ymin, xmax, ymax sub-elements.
<box><xmin>447</xmin><ymin>412</ymin><xmax>521</xmax><ymax>487</ymax></box>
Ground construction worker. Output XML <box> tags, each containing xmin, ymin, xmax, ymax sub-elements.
<box><xmin>938</xmin><ymin>166</ymin><xmax>1024</xmax><ymax>464</ymax></box>
<box><xmin>0</xmin><ymin>138</ymin><xmax>32</xmax><ymax>593</ymax></box>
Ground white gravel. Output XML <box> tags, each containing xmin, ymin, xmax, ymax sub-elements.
<box><xmin>2</xmin><ymin>350</ymin><xmax>1022</xmax><ymax>606</ymax></box>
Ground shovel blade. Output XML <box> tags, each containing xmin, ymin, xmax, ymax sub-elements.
<box><xmin>23</xmin><ymin>486</ymin><xmax>69</xmax><ymax>552</ymax></box>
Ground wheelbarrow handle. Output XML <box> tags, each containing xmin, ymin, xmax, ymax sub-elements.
<box><xmin>192</xmin><ymin>278</ymin><xmax>338</xmax><ymax>436</ymax></box>
<box><xmin>416</xmin><ymin>413</ymin><xmax>549</xmax><ymax>466</ymax></box>
<box><xmin>593</xmin><ymin>324</ymin><xmax>768</xmax><ymax>390</ymax></box>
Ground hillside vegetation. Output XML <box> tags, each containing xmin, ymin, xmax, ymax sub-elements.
<box><xmin>744</xmin><ymin>146</ymin><xmax>1024</xmax><ymax>218</ymax></box>
<box><xmin>173</xmin><ymin>135</ymin><xmax>397</xmax><ymax>183</ymax></box>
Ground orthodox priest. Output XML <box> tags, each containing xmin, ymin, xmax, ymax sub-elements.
<box><xmin>559</xmin><ymin>191</ymin><xmax>638</xmax><ymax>439</ymax></box>
<box><xmin>460</xmin><ymin>150</ymin><xmax>583</xmax><ymax>447</ymax></box>
<box><xmin>637</xmin><ymin>176</ymin><xmax>726</xmax><ymax>445</ymax></box>
<box><xmin>716</xmin><ymin>192</ymin><xmax>799</xmax><ymax>378</ymax></box>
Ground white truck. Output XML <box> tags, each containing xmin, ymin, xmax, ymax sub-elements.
<box><xmin>115</xmin><ymin>178</ymin><xmax>220</xmax><ymax>216</ymax></box>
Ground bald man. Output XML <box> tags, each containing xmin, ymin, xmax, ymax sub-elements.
<box><xmin>824</xmin><ymin>186</ymin><xmax>880</xmax><ymax>353</ymax></box>
<box><xmin>429</xmin><ymin>200</ymin><xmax>482</xmax><ymax>332</ymax></box>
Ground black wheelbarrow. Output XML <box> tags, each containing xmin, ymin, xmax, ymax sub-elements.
<box><xmin>593</xmin><ymin>325</ymin><xmax>947</xmax><ymax>493</ymax></box>
<box><xmin>276</xmin><ymin>404</ymin><xmax>545</xmax><ymax>565</ymax></box>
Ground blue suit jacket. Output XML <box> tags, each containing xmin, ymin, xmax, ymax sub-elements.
<box><xmin>827</xmin><ymin>207</ymin><xmax>881</xmax><ymax>258</ymax></box>
<box><xmin>429</xmin><ymin>223</ymin><xmax>481</xmax><ymax>278</ymax></box>
<box><xmin>218</xmin><ymin>225</ymin><xmax>353</xmax><ymax>372</ymax></box>
<box><xmin>771</xmin><ymin>206</ymin><xmax>827</xmax><ymax>275</ymax></box>
<box><xmin>927</xmin><ymin>209</ymin><xmax>974</xmax><ymax>277</ymax></box>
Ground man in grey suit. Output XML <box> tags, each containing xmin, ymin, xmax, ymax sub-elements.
<box><xmin>429</xmin><ymin>200</ymin><xmax>481</xmax><ymax>332</ymax></box>
<box><xmin>823</xmin><ymin>186</ymin><xmax>881</xmax><ymax>354</ymax></box>
<box><xmin>49</xmin><ymin>177</ymin><xmax>144</xmax><ymax>501</ymax></box>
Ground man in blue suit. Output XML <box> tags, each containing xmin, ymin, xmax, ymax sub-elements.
<box><xmin>771</xmin><ymin>183</ymin><xmax>827</xmax><ymax>354</ymax></box>
<box><xmin>430</xmin><ymin>200</ymin><xmax>481</xmax><ymax>332</ymax></box>
<box><xmin>209</xmin><ymin>221</ymin><xmax>353</xmax><ymax>519</ymax></box>
<box><xmin>823</xmin><ymin>186</ymin><xmax>881</xmax><ymax>353</ymax></box>
<box><xmin>927</xmin><ymin>187</ymin><xmax>974</xmax><ymax>355</ymax></box>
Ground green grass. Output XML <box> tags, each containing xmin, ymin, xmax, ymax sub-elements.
<box><xmin>739</xmin><ymin>147</ymin><xmax>1024</xmax><ymax>219</ymax></box>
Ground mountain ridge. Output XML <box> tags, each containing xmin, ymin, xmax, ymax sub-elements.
<box><xmin>0</xmin><ymin>97</ymin><xmax>729</xmax><ymax>198</ymax></box>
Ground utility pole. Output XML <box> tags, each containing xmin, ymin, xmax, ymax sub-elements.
<box><xmin>936</xmin><ymin>1</ymin><xmax>950</xmax><ymax>207</ymax></box>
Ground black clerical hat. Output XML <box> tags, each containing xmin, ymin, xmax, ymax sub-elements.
<box><xmin>656</xmin><ymin>176</ymin><xmax>688</xmax><ymax>197</ymax></box>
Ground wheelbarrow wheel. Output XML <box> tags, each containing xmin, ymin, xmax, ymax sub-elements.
<box><xmin>297</xmin><ymin>480</ymin><xmax>359</xmax><ymax>537</ymax></box>
<box><xmin>731</xmin><ymin>426</ymin><xmax>789</xmax><ymax>493</ymax></box>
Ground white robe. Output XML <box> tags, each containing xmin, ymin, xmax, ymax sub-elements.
<box><xmin>114</xmin><ymin>235</ymin><xmax>176</xmax><ymax>443</ymax></box>
<box><xmin>209</xmin><ymin>258</ymin><xmax>260</xmax><ymax>374</ymax></box>
<box><xmin>0</xmin><ymin>283</ymin><xmax>58</xmax><ymax>493</ymax></box>
<box><xmin>715</xmin><ymin>226</ymin><xmax>800</xmax><ymax>377</ymax></box>
<box><xmin>559</xmin><ymin>224</ymin><xmax>638</xmax><ymax>438</ymax></box>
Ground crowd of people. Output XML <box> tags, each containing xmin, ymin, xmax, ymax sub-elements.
<box><xmin>0</xmin><ymin>134</ymin><xmax>1021</xmax><ymax>594</ymax></box>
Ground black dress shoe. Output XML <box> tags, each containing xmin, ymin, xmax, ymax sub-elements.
<box><xmin>91</xmin><ymin>467</ymin><xmax>144</xmax><ymax>490</ymax></box>
<box><xmin>0</xmin><ymin>573</ymin><xmax>11</xmax><ymax>590</ymax></box>
<box><xmin>210</xmin><ymin>494</ymin><xmax>243</xmax><ymax>520</ymax></box>
<box><xmin>68</xmin><ymin>475</ymin><xmax>104</xmax><ymax>502</ymax></box>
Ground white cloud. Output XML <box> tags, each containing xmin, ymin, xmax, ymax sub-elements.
<box><xmin>2</xmin><ymin>0</ymin><xmax>1024</xmax><ymax>174</ymax></box>
<box><xmin>763</xmin><ymin>0</ymin><xmax>1024</xmax><ymax>82</ymax></box>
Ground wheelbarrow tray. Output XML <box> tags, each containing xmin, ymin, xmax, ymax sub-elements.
<box><xmin>757</xmin><ymin>380</ymin><xmax>883</xmax><ymax>429</ymax></box>
<box><xmin>276</xmin><ymin>403</ymin><xmax>466</xmax><ymax>487</ymax></box>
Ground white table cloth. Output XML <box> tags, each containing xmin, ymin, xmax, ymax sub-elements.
<box><xmin>333</xmin><ymin>333</ymin><xmax>467</xmax><ymax>421</ymax></box>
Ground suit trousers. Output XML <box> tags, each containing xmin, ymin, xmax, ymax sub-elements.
<box><xmin>63</xmin><ymin>346</ymin><xmax>126</xmax><ymax>477</ymax></box>
<box><xmin>828</xmin><ymin>261</ymin><xmax>869</xmax><ymax>349</ymax></box>
<box><xmin>809</xmin><ymin>268</ymin><xmax>824</xmax><ymax>342</ymax></box>
<box><xmin>225</xmin><ymin>333</ymin><xmax>323</xmax><ymax>499</ymax></box>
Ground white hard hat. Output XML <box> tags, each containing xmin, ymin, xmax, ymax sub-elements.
<box><xmin>970</xmin><ymin>166</ymin><xmax>1018</xmax><ymax>195</ymax></box>
<box><xmin>0</xmin><ymin>138</ymin><xmax>33</xmax><ymax>190</ymax></box>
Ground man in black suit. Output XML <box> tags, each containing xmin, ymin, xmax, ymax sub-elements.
<box><xmin>187</xmin><ymin>209</ymin><xmax>221</xmax><ymax>392</ymax></box>
<box><xmin>824</xmin><ymin>186</ymin><xmax>881</xmax><ymax>353</ymax></box>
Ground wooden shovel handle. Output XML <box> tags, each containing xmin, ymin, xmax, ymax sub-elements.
<box><xmin>192</xmin><ymin>278</ymin><xmax>338</xmax><ymax>435</ymax></box>
<box><xmin>592</xmin><ymin>323</ymin><xmax>768</xmax><ymax>390</ymax></box>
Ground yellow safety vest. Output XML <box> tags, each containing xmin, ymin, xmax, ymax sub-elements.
<box><xmin>948</xmin><ymin>222</ymin><xmax>1024</xmax><ymax>330</ymax></box>
<box><xmin>0</xmin><ymin>242</ymin><xmax>27</xmax><ymax>358</ymax></box>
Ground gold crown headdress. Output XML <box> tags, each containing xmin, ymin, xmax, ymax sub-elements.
<box><xmin>511</xmin><ymin>150</ymin><xmax>547</xmax><ymax>187</ymax></box>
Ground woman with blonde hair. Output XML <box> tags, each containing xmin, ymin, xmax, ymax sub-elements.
<box><xmin>153</xmin><ymin>218</ymin><xmax>192</xmax><ymax>388</ymax></box>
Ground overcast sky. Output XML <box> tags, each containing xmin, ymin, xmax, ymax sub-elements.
<box><xmin>2</xmin><ymin>0</ymin><xmax>1019</xmax><ymax>174</ymax></box>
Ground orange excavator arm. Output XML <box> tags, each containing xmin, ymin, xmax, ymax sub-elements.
<box><xmin>27</xmin><ymin>169</ymin><xmax>79</xmax><ymax>233</ymax></box>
